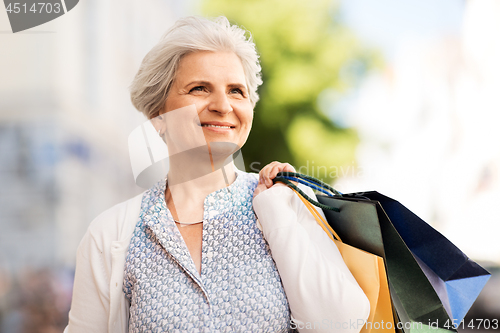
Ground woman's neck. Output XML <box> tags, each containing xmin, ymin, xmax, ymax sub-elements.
<box><xmin>165</xmin><ymin>162</ymin><xmax>236</xmax><ymax>222</ymax></box>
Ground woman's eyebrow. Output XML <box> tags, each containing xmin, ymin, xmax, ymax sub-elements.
<box><xmin>185</xmin><ymin>80</ymin><xmax>211</xmax><ymax>87</ymax></box>
<box><xmin>227</xmin><ymin>83</ymin><xmax>247</xmax><ymax>91</ymax></box>
<box><xmin>185</xmin><ymin>81</ymin><xmax>247</xmax><ymax>91</ymax></box>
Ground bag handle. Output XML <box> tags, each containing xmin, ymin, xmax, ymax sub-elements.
<box><xmin>273</xmin><ymin>172</ymin><xmax>341</xmax><ymax>213</ymax></box>
<box><xmin>275</xmin><ymin>172</ymin><xmax>342</xmax><ymax>196</ymax></box>
<box><xmin>288</xmin><ymin>186</ymin><xmax>343</xmax><ymax>243</ymax></box>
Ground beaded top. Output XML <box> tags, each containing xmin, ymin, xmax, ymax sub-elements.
<box><xmin>123</xmin><ymin>171</ymin><xmax>291</xmax><ymax>332</ymax></box>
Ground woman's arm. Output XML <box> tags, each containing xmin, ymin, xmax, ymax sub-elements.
<box><xmin>253</xmin><ymin>162</ymin><xmax>370</xmax><ymax>333</ymax></box>
<box><xmin>65</xmin><ymin>193</ymin><xmax>142</xmax><ymax>333</ymax></box>
<box><xmin>65</xmin><ymin>229</ymin><xmax>112</xmax><ymax>333</ymax></box>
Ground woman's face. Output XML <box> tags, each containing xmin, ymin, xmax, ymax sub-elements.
<box><xmin>161</xmin><ymin>51</ymin><xmax>254</xmax><ymax>154</ymax></box>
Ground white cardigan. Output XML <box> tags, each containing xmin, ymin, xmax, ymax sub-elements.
<box><xmin>65</xmin><ymin>183</ymin><xmax>369</xmax><ymax>333</ymax></box>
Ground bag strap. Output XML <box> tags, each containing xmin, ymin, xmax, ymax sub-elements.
<box><xmin>288</xmin><ymin>186</ymin><xmax>343</xmax><ymax>243</ymax></box>
<box><xmin>276</xmin><ymin>172</ymin><xmax>342</xmax><ymax>196</ymax></box>
<box><xmin>273</xmin><ymin>176</ymin><xmax>340</xmax><ymax>213</ymax></box>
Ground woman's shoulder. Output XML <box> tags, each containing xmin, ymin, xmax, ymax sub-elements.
<box><xmin>235</xmin><ymin>169</ymin><xmax>259</xmax><ymax>184</ymax></box>
<box><xmin>85</xmin><ymin>191</ymin><xmax>145</xmax><ymax>246</ymax></box>
<box><xmin>235</xmin><ymin>169</ymin><xmax>259</xmax><ymax>194</ymax></box>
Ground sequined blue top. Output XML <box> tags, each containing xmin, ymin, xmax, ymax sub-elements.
<box><xmin>123</xmin><ymin>171</ymin><xmax>292</xmax><ymax>332</ymax></box>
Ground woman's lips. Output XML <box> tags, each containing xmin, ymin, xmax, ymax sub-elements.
<box><xmin>202</xmin><ymin>124</ymin><xmax>232</xmax><ymax>129</ymax></box>
<box><xmin>200</xmin><ymin>122</ymin><xmax>235</xmax><ymax>132</ymax></box>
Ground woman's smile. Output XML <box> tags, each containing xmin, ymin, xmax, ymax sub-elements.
<box><xmin>200</xmin><ymin>121</ymin><xmax>236</xmax><ymax>133</ymax></box>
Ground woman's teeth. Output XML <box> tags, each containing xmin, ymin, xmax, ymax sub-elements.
<box><xmin>202</xmin><ymin>125</ymin><xmax>232</xmax><ymax>128</ymax></box>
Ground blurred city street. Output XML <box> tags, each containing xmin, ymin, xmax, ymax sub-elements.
<box><xmin>1</xmin><ymin>0</ymin><xmax>499</xmax><ymax>331</ymax></box>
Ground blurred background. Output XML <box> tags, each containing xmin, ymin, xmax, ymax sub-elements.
<box><xmin>0</xmin><ymin>0</ymin><xmax>499</xmax><ymax>331</ymax></box>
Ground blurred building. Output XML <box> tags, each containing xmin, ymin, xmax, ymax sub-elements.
<box><xmin>0</xmin><ymin>0</ymin><xmax>188</xmax><ymax>330</ymax></box>
<box><xmin>336</xmin><ymin>0</ymin><xmax>500</xmax><ymax>265</ymax></box>
<box><xmin>332</xmin><ymin>0</ymin><xmax>500</xmax><ymax>318</ymax></box>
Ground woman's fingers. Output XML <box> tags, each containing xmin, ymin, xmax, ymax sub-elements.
<box><xmin>259</xmin><ymin>162</ymin><xmax>296</xmax><ymax>188</ymax></box>
<box><xmin>258</xmin><ymin>161</ymin><xmax>276</xmax><ymax>187</ymax></box>
<box><xmin>254</xmin><ymin>161</ymin><xmax>297</xmax><ymax>199</ymax></box>
<box><xmin>271</xmin><ymin>163</ymin><xmax>295</xmax><ymax>179</ymax></box>
<box><xmin>259</xmin><ymin>161</ymin><xmax>279</xmax><ymax>187</ymax></box>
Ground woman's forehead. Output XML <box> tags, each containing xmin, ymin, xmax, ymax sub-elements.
<box><xmin>176</xmin><ymin>51</ymin><xmax>246</xmax><ymax>84</ymax></box>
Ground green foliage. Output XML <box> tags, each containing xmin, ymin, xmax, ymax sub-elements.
<box><xmin>202</xmin><ymin>0</ymin><xmax>382</xmax><ymax>182</ymax></box>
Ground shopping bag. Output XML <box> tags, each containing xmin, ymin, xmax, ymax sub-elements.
<box><xmin>352</xmin><ymin>191</ymin><xmax>491</xmax><ymax>325</ymax></box>
<box><xmin>289</xmin><ymin>186</ymin><xmax>394</xmax><ymax>333</ymax></box>
<box><xmin>309</xmin><ymin>193</ymin><xmax>452</xmax><ymax>333</ymax></box>
<box><xmin>275</xmin><ymin>172</ymin><xmax>487</xmax><ymax>333</ymax></box>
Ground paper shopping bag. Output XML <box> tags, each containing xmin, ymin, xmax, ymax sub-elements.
<box><xmin>291</xmin><ymin>187</ymin><xmax>394</xmax><ymax>333</ymax></box>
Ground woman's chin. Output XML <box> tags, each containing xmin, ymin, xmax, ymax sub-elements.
<box><xmin>208</xmin><ymin>141</ymin><xmax>240</xmax><ymax>160</ymax></box>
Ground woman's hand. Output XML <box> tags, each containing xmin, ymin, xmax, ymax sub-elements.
<box><xmin>253</xmin><ymin>161</ymin><xmax>296</xmax><ymax>199</ymax></box>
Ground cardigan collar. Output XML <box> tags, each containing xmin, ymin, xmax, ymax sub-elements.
<box><xmin>140</xmin><ymin>170</ymin><xmax>247</xmax><ymax>286</ymax></box>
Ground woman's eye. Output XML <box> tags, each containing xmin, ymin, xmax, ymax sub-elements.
<box><xmin>190</xmin><ymin>86</ymin><xmax>205</xmax><ymax>93</ymax></box>
<box><xmin>230</xmin><ymin>88</ymin><xmax>244</xmax><ymax>95</ymax></box>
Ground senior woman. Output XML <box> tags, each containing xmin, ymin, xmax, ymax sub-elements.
<box><xmin>65</xmin><ymin>16</ymin><xmax>369</xmax><ymax>333</ymax></box>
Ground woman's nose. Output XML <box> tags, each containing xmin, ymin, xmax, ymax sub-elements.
<box><xmin>208</xmin><ymin>91</ymin><xmax>233</xmax><ymax>114</ymax></box>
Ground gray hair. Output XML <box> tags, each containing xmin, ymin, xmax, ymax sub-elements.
<box><xmin>130</xmin><ymin>16</ymin><xmax>263</xmax><ymax>119</ymax></box>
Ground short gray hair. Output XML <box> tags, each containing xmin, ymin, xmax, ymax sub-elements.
<box><xmin>130</xmin><ymin>16</ymin><xmax>263</xmax><ymax>119</ymax></box>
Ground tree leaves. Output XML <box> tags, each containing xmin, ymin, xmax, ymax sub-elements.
<box><xmin>202</xmin><ymin>0</ymin><xmax>381</xmax><ymax>182</ymax></box>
